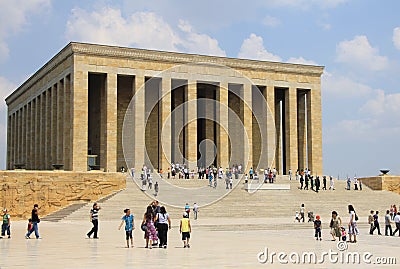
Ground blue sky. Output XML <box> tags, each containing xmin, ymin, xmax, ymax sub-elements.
<box><xmin>0</xmin><ymin>0</ymin><xmax>399</xmax><ymax>177</ymax></box>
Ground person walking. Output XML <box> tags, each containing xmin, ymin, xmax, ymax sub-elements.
<box><xmin>385</xmin><ymin>210</ymin><xmax>393</xmax><ymax>236</ymax></box>
<box><xmin>25</xmin><ymin>204</ymin><xmax>40</xmax><ymax>239</ymax></box>
<box><xmin>155</xmin><ymin>206</ymin><xmax>171</xmax><ymax>248</ymax></box>
<box><xmin>300</xmin><ymin>204</ymin><xmax>305</xmax><ymax>222</ymax></box>
<box><xmin>184</xmin><ymin>203</ymin><xmax>190</xmax><ymax>218</ymax></box>
<box><xmin>180</xmin><ymin>212</ymin><xmax>192</xmax><ymax>248</ymax></box>
<box><xmin>118</xmin><ymin>208</ymin><xmax>135</xmax><ymax>248</ymax></box>
<box><xmin>368</xmin><ymin>210</ymin><xmax>375</xmax><ymax>234</ymax></box>
<box><xmin>154</xmin><ymin>182</ymin><xmax>159</xmax><ymax>197</ymax></box>
<box><xmin>87</xmin><ymin>203</ymin><xmax>101</xmax><ymax>239</ymax></box>
<box><xmin>392</xmin><ymin>212</ymin><xmax>400</xmax><ymax>236</ymax></box>
<box><xmin>1</xmin><ymin>209</ymin><xmax>11</xmax><ymax>239</ymax></box>
<box><xmin>370</xmin><ymin>211</ymin><xmax>382</xmax><ymax>235</ymax></box>
<box><xmin>193</xmin><ymin>203</ymin><xmax>199</xmax><ymax>220</ymax></box>
<box><xmin>141</xmin><ymin>206</ymin><xmax>158</xmax><ymax>249</ymax></box>
<box><xmin>329</xmin><ymin>176</ymin><xmax>335</xmax><ymax>190</ymax></box>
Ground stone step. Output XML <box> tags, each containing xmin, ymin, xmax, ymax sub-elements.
<box><xmin>62</xmin><ymin>174</ymin><xmax>400</xmax><ymax>222</ymax></box>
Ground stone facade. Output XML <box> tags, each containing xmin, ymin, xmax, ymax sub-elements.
<box><xmin>6</xmin><ymin>42</ymin><xmax>324</xmax><ymax>175</ymax></box>
<box><xmin>360</xmin><ymin>175</ymin><xmax>400</xmax><ymax>195</ymax></box>
<box><xmin>0</xmin><ymin>170</ymin><xmax>125</xmax><ymax>219</ymax></box>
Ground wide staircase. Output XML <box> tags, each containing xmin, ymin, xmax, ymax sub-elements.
<box><xmin>59</xmin><ymin>174</ymin><xmax>400</xmax><ymax>224</ymax></box>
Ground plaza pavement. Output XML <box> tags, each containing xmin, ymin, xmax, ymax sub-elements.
<box><xmin>0</xmin><ymin>217</ymin><xmax>399</xmax><ymax>269</ymax></box>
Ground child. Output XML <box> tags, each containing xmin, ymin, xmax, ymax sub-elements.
<box><xmin>314</xmin><ymin>215</ymin><xmax>322</xmax><ymax>241</ymax></box>
<box><xmin>180</xmin><ymin>212</ymin><xmax>191</xmax><ymax>248</ymax></box>
<box><xmin>341</xmin><ymin>227</ymin><xmax>347</xmax><ymax>242</ymax></box>
<box><xmin>1</xmin><ymin>209</ymin><xmax>11</xmax><ymax>238</ymax></box>
<box><xmin>118</xmin><ymin>208</ymin><xmax>135</xmax><ymax>248</ymax></box>
<box><xmin>295</xmin><ymin>211</ymin><xmax>300</xmax><ymax>222</ymax></box>
<box><xmin>27</xmin><ymin>219</ymin><xmax>33</xmax><ymax>234</ymax></box>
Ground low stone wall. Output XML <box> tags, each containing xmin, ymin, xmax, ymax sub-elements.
<box><xmin>360</xmin><ymin>175</ymin><xmax>400</xmax><ymax>195</ymax></box>
<box><xmin>0</xmin><ymin>170</ymin><xmax>126</xmax><ymax>219</ymax></box>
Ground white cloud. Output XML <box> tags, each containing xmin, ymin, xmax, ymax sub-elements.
<box><xmin>393</xmin><ymin>27</ymin><xmax>400</xmax><ymax>50</ymax></box>
<box><xmin>0</xmin><ymin>0</ymin><xmax>51</xmax><ymax>62</ymax></box>
<box><xmin>238</xmin><ymin>33</ymin><xmax>282</xmax><ymax>62</ymax></box>
<box><xmin>0</xmin><ymin>76</ymin><xmax>15</xmax><ymax>105</ymax></box>
<box><xmin>322</xmin><ymin>71</ymin><xmax>373</xmax><ymax>98</ymax></box>
<box><xmin>336</xmin><ymin>35</ymin><xmax>389</xmax><ymax>71</ymax></box>
<box><xmin>177</xmin><ymin>20</ymin><xmax>226</xmax><ymax>56</ymax></box>
<box><xmin>360</xmin><ymin>89</ymin><xmax>400</xmax><ymax>117</ymax></box>
<box><xmin>65</xmin><ymin>7</ymin><xmax>225</xmax><ymax>56</ymax></box>
<box><xmin>287</xmin><ymin>57</ymin><xmax>317</xmax><ymax>65</ymax></box>
<box><xmin>263</xmin><ymin>15</ymin><xmax>281</xmax><ymax>28</ymax></box>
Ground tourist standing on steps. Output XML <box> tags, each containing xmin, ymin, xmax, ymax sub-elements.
<box><xmin>288</xmin><ymin>169</ymin><xmax>292</xmax><ymax>180</ymax></box>
<box><xmin>87</xmin><ymin>203</ymin><xmax>101</xmax><ymax>239</ymax></box>
<box><xmin>346</xmin><ymin>177</ymin><xmax>351</xmax><ymax>190</ymax></box>
<box><xmin>299</xmin><ymin>174</ymin><xmax>304</xmax><ymax>189</ymax></box>
<box><xmin>26</xmin><ymin>204</ymin><xmax>40</xmax><ymax>239</ymax></box>
<box><xmin>155</xmin><ymin>206</ymin><xmax>171</xmax><ymax>248</ymax></box>
<box><xmin>322</xmin><ymin>176</ymin><xmax>327</xmax><ymax>190</ymax></box>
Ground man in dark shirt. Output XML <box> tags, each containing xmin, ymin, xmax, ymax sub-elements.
<box><xmin>25</xmin><ymin>204</ymin><xmax>40</xmax><ymax>239</ymax></box>
<box><xmin>87</xmin><ymin>203</ymin><xmax>101</xmax><ymax>239</ymax></box>
<box><xmin>370</xmin><ymin>211</ymin><xmax>382</xmax><ymax>235</ymax></box>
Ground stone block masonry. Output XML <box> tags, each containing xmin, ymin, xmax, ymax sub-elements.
<box><xmin>0</xmin><ymin>171</ymin><xmax>126</xmax><ymax>219</ymax></box>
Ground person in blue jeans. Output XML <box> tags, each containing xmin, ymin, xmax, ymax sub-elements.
<box><xmin>25</xmin><ymin>204</ymin><xmax>40</xmax><ymax>239</ymax></box>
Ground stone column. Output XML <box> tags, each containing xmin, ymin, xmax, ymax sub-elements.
<box><xmin>218</xmin><ymin>81</ymin><xmax>229</xmax><ymax>169</ymax></box>
<box><xmin>34</xmin><ymin>98</ymin><xmax>39</xmax><ymax>169</ymax></box>
<box><xmin>186</xmin><ymin>80</ymin><xmax>197</xmax><ymax>170</ymax></box>
<box><xmin>297</xmin><ymin>91</ymin><xmax>307</xmax><ymax>171</ymax></box>
<box><xmin>71</xmin><ymin>69</ymin><xmax>89</xmax><ymax>171</ymax></box>
<box><xmin>15</xmin><ymin>110</ymin><xmax>19</xmax><ymax>165</ymax></box>
<box><xmin>284</xmin><ymin>87</ymin><xmax>298</xmax><ymax>174</ymax></box>
<box><xmin>45</xmin><ymin>89</ymin><xmax>51</xmax><ymax>169</ymax></box>
<box><xmin>104</xmin><ymin>72</ymin><xmax>118</xmax><ymax>172</ymax></box>
<box><xmin>21</xmin><ymin>106</ymin><xmax>26</xmax><ymax>166</ymax></box>
<box><xmin>51</xmin><ymin>84</ymin><xmax>57</xmax><ymax>168</ymax></box>
<box><xmin>9</xmin><ymin>113</ymin><xmax>13</xmax><ymax>169</ymax></box>
<box><xmin>26</xmin><ymin>103</ymin><xmax>31</xmax><ymax>169</ymax></box>
<box><xmin>243</xmin><ymin>83</ymin><xmax>253</xmax><ymax>171</ymax></box>
<box><xmin>307</xmin><ymin>86</ymin><xmax>323</xmax><ymax>175</ymax></box>
<box><xmin>63</xmin><ymin>75</ymin><xmax>72</xmax><ymax>170</ymax></box>
<box><xmin>265</xmin><ymin>85</ymin><xmax>275</xmax><ymax>169</ymax></box>
<box><xmin>134</xmin><ymin>74</ymin><xmax>145</xmax><ymax>170</ymax></box>
<box><xmin>160</xmin><ymin>76</ymin><xmax>172</xmax><ymax>172</ymax></box>
<box><xmin>57</xmin><ymin>80</ymin><xmax>64</xmax><ymax>165</ymax></box>
<box><xmin>41</xmin><ymin>92</ymin><xmax>46</xmax><ymax>169</ymax></box>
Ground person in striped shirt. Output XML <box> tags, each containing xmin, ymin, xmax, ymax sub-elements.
<box><xmin>87</xmin><ymin>203</ymin><xmax>101</xmax><ymax>239</ymax></box>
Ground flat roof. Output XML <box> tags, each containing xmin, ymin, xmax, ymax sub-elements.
<box><xmin>6</xmin><ymin>42</ymin><xmax>324</xmax><ymax>104</ymax></box>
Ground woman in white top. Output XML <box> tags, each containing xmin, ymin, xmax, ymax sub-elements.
<box><xmin>348</xmin><ymin>204</ymin><xmax>358</xmax><ymax>243</ymax></box>
<box><xmin>155</xmin><ymin>206</ymin><xmax>171</xmax><ymax>248</ymax></box>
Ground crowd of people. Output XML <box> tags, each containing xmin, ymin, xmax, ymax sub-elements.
<box><xmin>294</xmin><ymin>203</ymin><xmax>400</xmax><ymax>244</ymax></box>
<box><xmin>296</xmin><ymin>168</ymin><xmax>335</xmax><ymax>192</ymax></box>
<box><xmin>84</xmin><ymin>200</ymin><xmax>195</xmax><ymax>248</ymax></box>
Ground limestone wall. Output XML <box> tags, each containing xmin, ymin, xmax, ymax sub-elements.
<box><xmin>0</xmin><ymin>171</ymin><xmax>126</xmax><ymax>219</ymax></box>
<box><xmin>360</xmin><ymin>175</ymin><xmax>400</xmax><ymax>195</ymax></box>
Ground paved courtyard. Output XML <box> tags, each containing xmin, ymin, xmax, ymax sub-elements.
<box><xmin>0</xmin><ymin>218</ymin><xmax>399</xmax><ymax>268</ymax></box>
